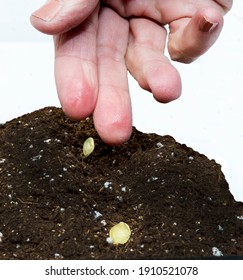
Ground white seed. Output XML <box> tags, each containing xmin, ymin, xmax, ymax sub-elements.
<box><xmin>109</xmin><ymin>222</ymin><xmax>131</xmax><ymax>245</ymax></box>
<box><xmin>83</xmin><ymin>137</ymin><xmax>95</xmax><ymax>157</ymax></box>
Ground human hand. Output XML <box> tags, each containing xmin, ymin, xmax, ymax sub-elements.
<box><xmin>30</xmin><ymin>0</ymin><xmax>232</xmax><ymax>145</ymax></box>
<box><xmin>31</xmin><ymin>1</ymin><xmax>132</xmax><ymax>144</ymax></box>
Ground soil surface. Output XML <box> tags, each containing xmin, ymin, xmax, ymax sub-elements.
<box><xmin>0</xmin><ymin>107</ymin><xmax>243</xmax><ymax>260</ymax></box>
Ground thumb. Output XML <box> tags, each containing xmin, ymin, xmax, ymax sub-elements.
<box><xmin>30</xmin><ymin>0</ymin><xmax>99</xmax><ymax>35</ymax></box>
<box><xmin>168</xmin><ymin>7</ymin><xmax>224</xmax><ymax>64</ymax></box>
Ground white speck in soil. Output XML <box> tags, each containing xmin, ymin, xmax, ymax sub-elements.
<box><xmin>0</xmin><ymin>159</ymin><xmax>6</xmax><ymax>164</ymax></box>
<box><xmin>0</xmin><ymin>232</ymin><xmax>3</xmax><ymax>243</ymax></box>
<box><xmin>54</xmin><ymin>253</ymin><xmax>63</xmax><ymax>259</ymax></box>
<box><xmin>104</xmin><ymin>181</ymin><xmax>112</xmax><ymax>190</ymax></box>
<box><xmin>31</xmin><ymin>154</ymin><xmax>42</xmax><ymax>161</ymax></box>
<box><xmin>121</xmin><ymin>186</ymin><xmax>126</xmax><ymax>192</ymax></box>
<box><xmin>212</xmin><ymin>247</ymin><xmax>223</xmax><ymax>257</ymax></box>
<box><xmin>188</xmin><ymin>156</ymin><xmax>194</xmax><ymax>161</ymax></box>
<box><xmin>93</xmin><ymin>210</ymin><xmax>102</xmax><ymax>219</ymax></box>
<box><xmin>147</xmin><ymin>176</ymin><xmax>159</xmax><ymax>183</ymax></box>
<box><xmin>218</xmin><ymin>225</ymin><xmax>224</xmax><ymax>232</ymax></box>
<box><xmin>63</xmin><ymin>167</ymin><xmax>67</xmax><ymax>172</ymax></box>
<box><xmin>117</xmin><ymin>169</ymin><xmax>123</xmax><ymax>175</ymax></box>
<box><xmin>156</xmin><ymin>142</ymin><xmax>164</xmax><ymax>148</ymax></box>
<box><xmin>237</xmin><ymin>215</ymin><xmax>243</xmax><ymax>220</ymax></box>
<box><xmin>106</xmin><ymin>237</ymin><xmax>113</xmax><ymax>244</ymax></box>
<box><xmin>44</xmin><ymin>139</ymin><xmax>51</xmax><ymax>144</ymax></box>
<box><xmin>100</xmin><ymin>220</ymin><xmax>107</xmax><ymax>226</ymax></box>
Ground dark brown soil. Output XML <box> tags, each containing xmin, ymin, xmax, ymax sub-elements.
<box><xmin>0</xmin><ymin>107</ymin><xmax>243</xmax><ymax>260</ymax></box>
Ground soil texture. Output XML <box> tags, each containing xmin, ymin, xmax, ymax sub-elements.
<box><xmin>0</xmin><ymin>107</ymin><xmax>243</xmax><ymax>259</ymax></box>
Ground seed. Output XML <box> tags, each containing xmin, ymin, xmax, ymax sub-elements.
<box><xmin>83</xmin><ymin>137</ymin><xmax>95</xmax><ymax>157</ymax></box>
<box><xmin>109</xmin><ymin>222</ymin><xmax>131</xmax><ymax>245</ymax></box>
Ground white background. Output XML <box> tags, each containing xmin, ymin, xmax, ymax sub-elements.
<box><xmin>0</xmin><ymin>1</ymin><xmax>243</xmax><ymax>202</ymax></box>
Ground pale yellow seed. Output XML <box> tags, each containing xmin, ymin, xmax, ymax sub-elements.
<box><xmin>109</xmin><ymin>222</ymin><xmax>131</xmax><ymax>245</ymax></box>
<box><xmin>83</xmin><ymin>137</ymin><xmax>95</xmax><ymax>157</ymax></box>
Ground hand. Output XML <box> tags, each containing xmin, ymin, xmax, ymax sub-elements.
<box><xmin>30</xmin><ymin>0</ymin><xmax>232</xmax><ymax>144</ymax></box>
<box><xmin>31</xmin><ymin>1</ymin><xmax>131</xmax><ymax>144</ymax></box>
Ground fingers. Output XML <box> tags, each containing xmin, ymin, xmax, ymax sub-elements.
<box><xmin>30</xmin><ymin>0</ymin><xmax>99</xmax><ymax>35</ymax></box>
<box><xmin>126</xmin><ymin>18</ymin><xmax>182</xmax><ymax>103</ymax></box>
<box><xmin>216</xmin><ymin>0</ymin><xmax>233</xmax><ymax>13</ymax></box>
<box><xmin>168</xmin><ymin>7</ymin><xmax>224</xmax><ymax>63</ymax></box>
<box><xmin>93</xmin><ymin>8</ymin><xmax>132</xmax><ymax>145</ymax></box>
<box><xmin>54</xmin><ymin>7</ymin><xmax>99</xmax><ymax>120</ymax></box>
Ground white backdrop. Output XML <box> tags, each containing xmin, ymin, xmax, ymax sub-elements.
<box><xmin>0</xmin><ymin>1</ymin><xmax>243</xmax><ymax>202</ymax></box>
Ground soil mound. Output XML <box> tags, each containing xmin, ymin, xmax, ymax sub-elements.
<box><xmin>0</xmin><ymin>107</ymin><xmax>242</xmax><ymax>259</ymax></box>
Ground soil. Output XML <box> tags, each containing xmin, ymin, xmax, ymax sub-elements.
<box><xmin>0</xmin><ymin>107</ymin><xmax>243</xmax><ymax>260</ymax></box>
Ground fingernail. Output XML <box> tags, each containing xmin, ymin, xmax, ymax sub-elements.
<box><xmin>32</xmin><ymin>0</ymin><xmax>63</xmax><ymax>22</ymax></box>
<box><xmin>199</xmin><ymin>16</ymin><xmax>218</xmax><ymax>33</ymax></box>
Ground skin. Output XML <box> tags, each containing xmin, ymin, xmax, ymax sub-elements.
<box><xmin>30</xmin><ymin>0</ymin><xmax>232</xmax><ymax>145</ymax></box>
